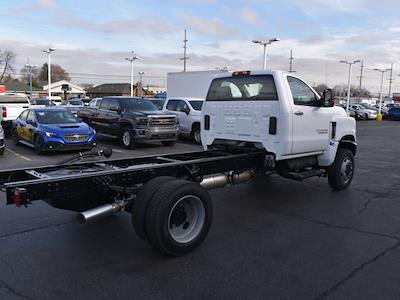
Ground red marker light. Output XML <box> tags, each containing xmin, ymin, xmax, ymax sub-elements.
<box><xmin>1</xmin><ymin>107</ymin><xmax>6</xmax><ymax>118</ymax></box>
<box><xmin>14</xmin><ymin>189</ymin><xmax>21</xmax><ymax>208</ymax></box>
<box><xmin>232</xmin><ymin>71</ymin><xmax>251</xmax><ymax>77</ymax></box>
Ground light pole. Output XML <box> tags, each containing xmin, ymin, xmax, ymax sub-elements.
<box><xmin>125</xmin><ymin>52</ymin><xmax>139</xmax><ymax>97</ymax></box>
<box><xmin>138</xmin><ymin>71</ymin><xmax>144</xmax><ymax>97</ymax></box>
<box><xmin>24</xmin><ymin>62</ymin><xmax>36</xmax><ymax>100</ymax></box>
<box><xmin>374</xmin><ymin>68</ymin><xmax>391</xmax><ymax>121</ymax></box>
<box><xmin>252</xmin><ymin>38</ymin><xmax>280</xmax><ymax>70</ymax></box>
<box><xmin>340</xmin><ymin>60</ymin><xmax>361</xmax><ymax>113</ymax></box>
<box><xmin>42</xmin><ymin>48</ymin><xmax>55</xmax><ymax>100</ymax></box>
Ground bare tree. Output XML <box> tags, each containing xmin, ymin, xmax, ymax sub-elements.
<box><xmin>0</xmin><ymin>50</ymin><xmax>16</xmax><ymax>82</ymax></box>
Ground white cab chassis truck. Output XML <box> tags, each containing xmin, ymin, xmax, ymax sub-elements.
<box><xmin>202</xmin><ymin>70</ymin><xmax>356</xmax><ymax>190</ymax></box>
<box><xmin>0</xmin><ymin>70</ymin><xmax>356</xmax><ymax>256</ymax></box>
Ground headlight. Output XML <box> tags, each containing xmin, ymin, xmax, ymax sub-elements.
<box><xmin>45</xmin><ymin>131</ymin><xmax>57</xmax><ymax>137</ymax></box>
<box><xmin>135</xmin><ymin>117</ymin><xmax>148</xmax><ymax>125</ymax></box>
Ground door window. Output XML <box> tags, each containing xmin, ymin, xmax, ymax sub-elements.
<box><xmin>109</xmin><ymin>98</ymin><xmax>120</xmax><ymax>111</ymax></box>
<box><xmin>166</xmin><ymin>100</ymin><xmax>179</xmax><ymax>111</ymax></box>
<box><xmin>287</xmin><ymin>77</ymin><xmax>319</xmax><ymax>106</ymax></box>
<box><xmin>19</xmin><ymin>110</ymin><xmax>29</xmax><ymax>120</ymax></box>
<box><xmin>176</xmin><ymin>101</ymin><xmax>189</xmax><ymax>113</ymax></box>
<box><xmin>27</xmin><ymin>110</ymin><xmax>35</xmax><ymax>122</ymax></box>
<box><xmin>100</xmin><ymin>98</ymin><xmax>110</xmax><ymax>110</ymax></box>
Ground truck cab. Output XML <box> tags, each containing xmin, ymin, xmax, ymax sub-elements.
<box><xmin>201</xmin><ymin>70</ymin><xmax>357</xmax><ymax>190</ymax></box>
<box><xmin>163</xmin><ymin>97</ymin><xmax>204</xmax><ymax>143</ymax></box>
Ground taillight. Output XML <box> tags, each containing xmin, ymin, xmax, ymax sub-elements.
<box><xmin>13</xmin><ymin>188</ymin><xmax>27</xmax><ymax>208</ymax></box>
<box><xmin>232</xmin><ymin>71</ymin><xmax>251</xmax><ymax>77</ymax></box>
<box><xmin>1</xmin><ymin>107</ymin><xmax>6</xmax><ymax>118</ymax></box>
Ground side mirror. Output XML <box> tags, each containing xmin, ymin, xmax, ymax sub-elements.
<box><xmin>26</xmin><ymin>119</ymin><xmax>37</xmax><ymax>126</ymax></box>
<box><xmin>182</xmin><ymin>107</ymin><xmax>190</xmax><ymax>115</ymax></box>
<box><xmin>321</xmin><ymin>89</ymin><xmax>334</xmax><ymax>107</ymax></box>
<box><xmin>109</xmin><ymin>106</ymin><xmax>121</xmax><ymax>113</ymax></box>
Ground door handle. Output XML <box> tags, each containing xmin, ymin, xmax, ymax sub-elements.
<box><xmin>294</xmin><ymin>111</ymin><xmax>304</xmax><ymax>116</ymax></box>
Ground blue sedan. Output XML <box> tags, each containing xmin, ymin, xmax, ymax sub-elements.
<box><xmin>13</xmin><ymin>108</ymin><xmax>97</xmax><ymax>154</ymax></box>
<box><xmin>386</xmin><ymin>107</ymin><xmax>400</xmax><ymax>120</ymax></box>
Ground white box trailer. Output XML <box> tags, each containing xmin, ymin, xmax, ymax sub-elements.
<box><xmin>167</xmin><ymin>70</ymin><xmax>228</xmax><ymax>99</ymax></box>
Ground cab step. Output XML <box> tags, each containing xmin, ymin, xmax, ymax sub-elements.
<box><xmin>285</xmin><ymin>169</ymin><xmax>325</xmax><ymax>181</ymax></box>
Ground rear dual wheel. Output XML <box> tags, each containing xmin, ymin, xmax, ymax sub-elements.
<box><xmin>132</xmin><ymin>178</ymin><xmax>212</xmax><ymax>256</ymax></box>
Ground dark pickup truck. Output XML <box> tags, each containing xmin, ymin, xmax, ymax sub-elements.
<box><xmin>78</xmin><ymin>96</ymin><xmax>178</xmax><ymax>148</ymax></box>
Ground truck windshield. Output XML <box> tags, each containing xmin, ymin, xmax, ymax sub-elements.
<box><xmin>119</xmin><ymin>98</ymin><xmax>158</xmax><ymax>111</ymax></box>
<box><xmin>189</xmin><ymin>101</ymin><xmax>203</xmax><ymax>111</ymax></box>
<box><xmin>36</xmin><ymin>110</ymin><xmax>80</xmax><ymax>124</ymax></box>
<box><xmin>206</xmin><ymin>75</ymin><xmax>278</xmax><ymax>101</ymax></box>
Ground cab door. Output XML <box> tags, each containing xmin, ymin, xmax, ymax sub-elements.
<box><xmin>175</xmin><ymin>100</ymin><xmax>191</xmax><ymax>134</ymax></box>
<box><xmin>24</xmin><ymin>110</ymin><xmax>37</xmax><ymax>144</ymax></box>
<box><xmin>286</xmin><ymin>76</ymin><xmax>331</xmax><ymax>154</ymax></box>
<box><xmin>15</xmin><ymin>110</ymin><xmax>29</xmax><ymax>142</ymax></box>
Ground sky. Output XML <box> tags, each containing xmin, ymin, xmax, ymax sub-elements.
<box><xmin>1</xmin><ymin>0</ymin><xmax>400</xmax><ymax>93</ymax></box>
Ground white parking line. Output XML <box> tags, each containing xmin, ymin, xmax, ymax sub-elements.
<box><xmin>6</xmin><ymin>148</ymin><xmax>32</xmax><ymax>161</ymax></box>
<box><xmin>112</xmin><ymin>149</ymin><xmax>124</xmax><ymax>153</ymax></box>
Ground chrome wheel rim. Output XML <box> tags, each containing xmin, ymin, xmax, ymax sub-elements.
<box><xmin>168</xmin><ymin>195</ymin><xmax>205</xmax><ymax>244</ymax></box>
<box><xmin>122</xmin><ymin>131</ymin><xmax>131</xmax><ymax>146</ymax></box>
<box><xmin>340</xmin><ymin>156</ymin><xmax>353</xmax><ymax>184</ymax></box>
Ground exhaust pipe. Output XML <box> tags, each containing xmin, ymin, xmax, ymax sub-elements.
<box><xmin>200</xmin><ymin>170</ymin><xmax>255</xmax><ymax>190</ymax></box>
<box><xmin>78</xmin><ymin>201</ymin><xmax>125</xmax><ymax>224</ymax></box>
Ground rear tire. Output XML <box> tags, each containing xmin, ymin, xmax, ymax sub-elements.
<box><xmin>146</xmin><ymin>179</ymin><xmax>213</xmax><ymax>256</ymax></box>
<box><xmin>12</xmin><ymin>130</ymin><xmax>19</xmax><ymax>145</ymax></box>
<box><xmin>328</xmin><ymin>148</ymin><xmax>354</xmax><ymax>190</ymax></box>
<box><xmin>132</xmin><ymin>176</ymin><xmax>175</xmax><ymax>242</ymax></box>
<box><xmin>121</xmin><ymin>127</ymin><xmax>135</xmax><ymax>149</ymax></box>
<box><xmin>0</xmin><ymin>147</ymin><xmax>4</xmax><ymax>156</ymax></box>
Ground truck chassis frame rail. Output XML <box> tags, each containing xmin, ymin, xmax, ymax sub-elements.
<box><xmin>0</xmin><ymin>148</ymin><xmax>266</xmax><ymax>209</ymax></box>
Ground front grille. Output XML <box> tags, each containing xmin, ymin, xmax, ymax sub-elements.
<box><xmin>150</xmin><ymin>117</ymin><xmax>176</xmax><ymax>127</ymax></box>
<box><xmin>63</xmin><ymin>134</ymin><xmax>89</xmax><ymax>143</ymax></box>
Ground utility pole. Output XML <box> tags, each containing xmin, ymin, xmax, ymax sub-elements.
<box><xmin>340</xmin><ymin>59</ymin><xmax>361</xmax><ymax>113</ymax></box>
<box><xmin>289</xmin><ymin>50</ymin><xmax>295</xmax><ymax>73</ymax></box>
<box><xmin>325</xmin><ymin>62</ymin><xmax>328</xmax><ymax>86</ymax></box>
<box><xmin>125</xmin><ymin>52</ymin><xmax>139</xmax><ymax>97</ymax></box>
<box><xmin>388</xmin><ymin>62</ymin><xmax>394</xmax><ymax>99</ymax></box>
<box><xmin>180</xmin><ymin>29</ymin><xmax>189</xmax><ymax>72</ymax></box>
<box><xmin>252</xmin><ymin>38</ymin><xmax>280</xmax><ymax>70</ymax></box>
<box><xmin>374</xmin><ymin>67</ymin><xmax>391</xmax><ymax>120</ymax></box>
<box><xmin>42</xmin><ymin>48</ymin><xmax>55</xmax><ymax>100</ymax></box>
<box><xmin>25</xmin><ymin>60</ymin><xmax>36</xmax><ymax>100</ymax></box>
<box><xmin>138</xmin><ymin>71</ymin><xmax>144</xmax><ymax>97</ymax></box>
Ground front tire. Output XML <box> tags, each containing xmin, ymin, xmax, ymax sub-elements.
<box><xmin>145</xmin><ymin>179</ymin><xmax>213</xmax><ymax>256</ymax></box>
<box><xmin>34</xmin><ymin>135</ymin><xmax>44</xmax><ymax>155</ymax></box>
<box><xmin>121</xmin><ymin>127</ymin><xmax>135</xmax><ymax>149</ymax></box>
<box><xmin>328</xmin><ymin>148</ymin><xmax>354</xmax><ymax>190</ymax></box>
<box><xmin>192</xmin><ymin>124</ymin><xmax>201</xmax><ymax>144</ymax></box>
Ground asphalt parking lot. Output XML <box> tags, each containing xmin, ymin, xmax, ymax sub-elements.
<box><xmin>0</xmin><ymin>121</ymin><xmax>400</xmax><ymax>300</ymax></box>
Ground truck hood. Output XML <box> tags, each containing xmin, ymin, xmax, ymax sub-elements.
<box><xmin>41</xmin><ymin>123</ymin><xmax>92</xmax><ymax>134</ymax></box>
<box><xmin>126</xmin><ymin>111</ymin><xmax>176</xmax><ymax>117</ymax></box>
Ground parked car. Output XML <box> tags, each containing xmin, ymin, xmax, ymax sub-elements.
<box><xmin>350</xmin><ymin>104</ymin><xmax>377</xmax><ymax>120</ymax></box>
<box><xmin>0</xmin><ymin>94</ymin><xmax>31</xmax><ymax>133</ymax></box>
<box><xmin>12</xmin><ymin>108</ymin><xmax>97</xmax><ymax>154</ymax></box>
<box><xmin>0</xmin><ymin>124</ymin><xmax>4</xmax><ymax>155</ymax></box>
<box><xmin>348</xmin><ymin>107</ymin><xmax>366</xmax><ymax>120</ymax></box>
<box><xmin>148</xmin><ymin>98</ymin><xmax>166</xmax><ymax>110</ymax></box>
<box><xmin>78</xmin><ymin>97</ymin><xmax>178</xmax><ymax>148</ymax></box>
<box><xmin>30</xmin><ymin>98</ymin><xmax>56</xmax><ymax>106</ymax></box>
<box><xmin>360</xmin><ymin>103</ymin><xmax>378</xmax><ymax>112</ymax></box>
<box><xmin>386</xmin><ymin>107</ymin><xmax>400</xmax><ymax>120</ymax></box>
<box><xmin>66</xmin><ymin>99</ymin><xmax>85</xmax><ymax>106</ymax></box>
<box><xmin>163</xmin><ymin>97</ymin><xmax>204</xmax><ymax>143</ymax></box>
